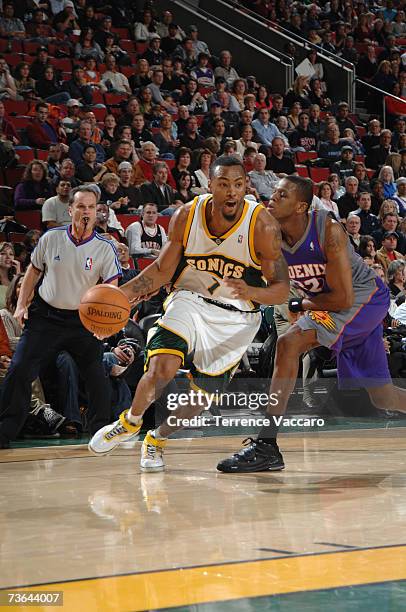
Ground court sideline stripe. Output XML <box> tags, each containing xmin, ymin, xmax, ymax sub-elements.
<box><xmin>2</xmin><ymin>544</ymin><xmax>406</xmax><ymax>611</ymax></box>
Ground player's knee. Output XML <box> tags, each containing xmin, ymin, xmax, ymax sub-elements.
<box><xmin>146</xmin><ymin>355</ymin><xmax>182</xmax><ymax>384</ymax></box>
<box><xmin>276</xmin><ymin>332</ymin><xmax>301</xmax><ymax>356</ymax></box>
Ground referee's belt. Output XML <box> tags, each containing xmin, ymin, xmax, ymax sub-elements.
<box><xmin>202</xmin><ymin>297</ymin><xmax>260</xmax><ymax>314</ymax></box>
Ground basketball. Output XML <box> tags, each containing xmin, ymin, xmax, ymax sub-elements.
<box><xmin>79</xmin><ymin>284</ymin><xmax>131</xmax><ymax>337</ymax></box>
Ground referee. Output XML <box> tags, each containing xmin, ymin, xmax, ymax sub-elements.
<box><xmin>0</xmin><ymin>185</ymin><xmax>122</xmax><ymax>449</ymax></box>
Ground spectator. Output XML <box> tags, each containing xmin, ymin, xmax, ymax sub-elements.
<box><xmin>286</xmin><ymin>102</ymin><xmax>302</xmax><ymax>132</ymax></box>
<box><xmin>316</xmin><ymin>182</ymin><xmax>340</xmax><ymax>218</ymax></box>
<box><xmin>0</xmin><ymin>100</ymin><xmax>17</xmax><ymax>144</ymax></box>
<box><xmin>53</xmin><ymin>158</ymin><xmax>80</xmax><ymax>190</ymax></box>
<box><xmin>36</xmin><ymin>65</ymin><xmax>70</xmax><ymax>105</ymax></box>
<box><xmin>101</xmin><ymin>139</ymin><xmax>138</xmax><ymax>181</ymax></box>
<box><xmin>346</xmin><ymin>214</ymin><xmax>362</xmax><ymax>250</ymax></box>
<box><xmin>175</xmin><ymin>171</ymin><xmax>194</xmax><ymax>204</ymax></box>
<box><xmin>362</xmin><ymin>119</ymin><xmax>382</xmax><ymax>156</ymax></box>
<box><xmin>175</xmin><ymin>37</ymin><xmax>198</xmax><ymax>72</ymax></box>
<box><xmin>98</xmin><ymin>173</ymin><xmax>127</xmax><ymax>215</ymax></box>
<box><xmin>308</xmin><ymin>78</ymin><xmax>331</xmax><ymax>110</ymax></box>
<box><xmin>329</xmin><ymin>172</ymin><xmax>346</xmax><ymax>201</ymax></box>
<box><xmin>376</xmin><ymin>232</ymin><xmax>405</xmax><ymax>273</ymax></box>
<box><xmin>391</xmin><ymin>176</ymin><xmax>406</xmax><ymax>217</ymax></box>
<box><xmin>269</xmin><ymin>94</ymin><xmax>285</xmax><ymax>122</ymax></box>
<box><xmin>288</xmin><ymin>111</ymin><xmax>318</xmax><ymax>152</ymax></box>
<box><xmin>353</xmin><ymin>163</ymin><xmax>371</xmax><ymax>194</ymax></box>
<box><xmin>29</xmin><ymin>46</ymin><xmax>51</xmax><ymax>81</ymax></box>
<box><xmin>116</xmin><ymin>162</ymin><xmax>142</xmax><ymax>211</ymax></box>
<box><xmin>373</xmin><ymin>210</ymin><xmax>406</xmax><ymax>255</ymax></box>
<box><xmin>252</xmin><ymin>108</ymin><xmax>283</xmax><ymax>148</ymax></box>
<box><xmin>0</xmin><ymin>242</ymin><xmax>19</xmax><ymax>309</ymax></box>
<box><xmin>75</xmin><ymin>28</ymin><xmax>105</xmax><ymax>63</ymax></box>
<box><xmin>359</xmin><ymin>235</ymin><xmax>377</xmax><ymax>262</ymax></box>
<box><xmin>63</xmin><ymin>65</ymin><xmax>93</xmax><ymax>106</ymax></box>
<box><xmin>153</xmin><ymin>114</ymin><xmax>180</xmax><ymax>159</ymax></box>
<box><xmin>235</xmin><ymin>125</ymin><xmax>258</xmax><ymax>158</ymax></box>
<box><xmin>94</xmin><ymin>15</ymin><xmax>119</xmax><ymax>49</ymax></box>
<box><xmin>161</xmin><ymin>56</ymin><xmax>184</xmax><ymax>93</ymax></box>
<box><xmin>284</xmin><ymin>76</ymin><xmax>311</xmax><ymax>110</ymax></box>
<box><xmin>378</xmin><ymin>165</ymin><xmax>397</xmax><ymax>198</ymax></box>
<box><xmin>148</xmin><ymin>68</ymin><xmax>178</xmax><ymax>114</ymax></box>
<box><xmin>47</xmin><ymin>143</ymin><xmax>63</xmax><ymax>182</ymax></box>
<box><xmin>69</xmin><ymin>120</ymin><xmax>105</xmax><ymax>166</ymax></box>
<box><xmin>0</xmin><ymin>3</ymin><xmax>25</xmax><ymax>38</ymax></box>
<box><xmin>94</xmin><ymin>202</ymin><xmax>124</xmax><ymax>243</ymax></box>
<box><xmin>248</xmin><ymin>153</ymin><xmax>279</xmax><ymax>200</ymax></box>
<box><xmin>187</xmin><ymin>24</ymin><xmax>210</xmax><ymax>56</ymax></box>
<box><xmin>366</xmin><ymin>129</ymin><xmax>393</xmax><ymax>170</ymax></box>
<box><xmin>332</xmin><ymin>146</ymin><xmax>357</xmax><ymax>184</ymax></box>
<box><xmin>75</xmin><ymin>144</ymin><xmax>103</xmax><ymax>183</ymax></box>
<box><xmin>320</xmin><ymin>123</ymin><xmax>353</xmax><ymax>163</ymax></box>
<box><xmin>116</xmin><ymin>243</ymin><xmax>138</xmax><ymax>284</ymax></box>
<box><xmin>214</xmin><ymin>50</ymin><xmax>239</xmax><ymax>86</ymax></box>
<box><xmin>101</xmin><ymin>55</ymin><xmax>131</xmax><ymax>95</ymax></box>
<box><xmin>140</xmin><ymin>162</ymin><xmax>176</xmax><ymax>212</ymax></box>
<box><xmin>335</xmin><ymin>102</ymin><xmax>357</xmax><ymax>137</ymax></box>
<box><xmin>125</xmin><ymin>202</ymin><xmax>167</xmax><ymax>258</ymax></box>
<box><xmin>14</xmin><ymin>160</ymin><xmax>53</xmax><ymax>211</ymax></box>
<box><xmin>337</xmin><ymin>176</ymin><xmax>359</xmax><ymax>219</ymax></box>
<box><xmin>62</xmin><ymin>99</ymin><xmax>83</xmax><ymax>137</ymax></box>
<box><xmin>142</xmin><ymin>34</ymin><xmax>166</xmax><ymax>68</ymax></box>
<box><xmin>171</xmin><ymin>147</ymin><xmax>193</xmax><ymax>185</ymax></box>
<box><xmin>308</xmin><ymin>104</ymin><xmax>326</xmax><ymax>138</ymax></box>
<box><xmin>13</xmin><ymin>62</ymin><xmax>36</xmax><ymax>99</ymax></box>
<box><xmin>190</xmin><ymin>52</ymin><xmax>214</xmax><ymax>87</ymax></box>
<box><xmin>387</xmin><ymin>260</ymin><xmax>406</xmax><ymax>297</ymax></box>
<box><xmin>156</xmin><ymin>11</ymin><xmax>185</xmax><ymax>40</ymax></box>
<box><xmin>134</xmin><ymin>8</ymin><xmax>157</xmax><ymax>42</ymax></box>
<box><xmin>341</xmin><ymin>36</ymin><xmax>358</xmax><ymax>64</ymax></box>
<box><xmin>161</xmin><ymin>23</ymin><xmax>182</xmax><ymax>56</ymax></box>
<box><xmin>267</xmin><ymin>137</ymin><xmax>296</xmax><ymax>176</ymax></box>
<box><xmin>192</xmin><ymin>149</ymin><xmax>213</xmax><ymax>195</ymax></box>
<box><xmin>26</xmin><ymin>102</ymin><xmax>66</xmax><ymax>150</ymax></box>
<box><xmin>179</xmin><ymin>78</ymin><xmax>207</xmax><ymax>114</ymax></box>
<box><xmin>354</xmin><ymin>192</ymin><xmax>380</xmax><ymax>235</ymax></box>
<box><xmin>41</xmin><ymin>178</ymin><xmax>72</xmax><ymax>229</ymax></box>
<box><xmin>132</xmin><ymin>141</ymin><xmax>159</xmax><ymax>186</ymax></box>
<box><xmin>179</xmin><ymin>116</ymin><xmax>205</xmax><ymax>151</ymax></box>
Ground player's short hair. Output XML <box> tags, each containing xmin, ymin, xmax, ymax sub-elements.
<box><xmin>209</xmin><ymin>155</ymin><xmax>246</xmax><ymax>178</ymax></box>
<box><xmin>284</xmin><ymin>175</ymin><xmax>314</xmax><ymax>208</ymax></box>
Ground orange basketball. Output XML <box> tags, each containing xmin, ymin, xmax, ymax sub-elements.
<box><xmin>79</xmin><ymin>284</ymin><xmax>131</xmax><ymax>337</ymax></box>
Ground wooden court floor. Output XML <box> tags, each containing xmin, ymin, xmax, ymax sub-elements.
<box><xmin>1</xmin><ymin>428</ymin><xmax>406</xmax><ymax>611</ymax></box>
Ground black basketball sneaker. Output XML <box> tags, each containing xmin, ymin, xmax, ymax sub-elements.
<box><xmin>217</xmin><ymin>438</ymin><xmax>285</xmax><ymax>473</ymax></box>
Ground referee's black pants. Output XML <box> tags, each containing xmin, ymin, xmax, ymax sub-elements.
<box><xmin>0</xmin><ymin>297</ymin><xmax>111</xmax><ymax>442</ymax></box>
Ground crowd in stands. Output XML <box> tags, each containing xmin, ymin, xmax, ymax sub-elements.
<box><xmin>0</xmin><ymin>0</ymin><xmax>404</xmax><ymax>435</ymax></box>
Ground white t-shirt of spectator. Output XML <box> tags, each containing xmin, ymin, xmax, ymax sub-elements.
<box><xmin>41</xmin><ymin>196</ymin><xmax>71</xmax><ymax>226</ymax></box>
<box><xmin>101</xmin><ymin>71</ymin><xmax>130</xmax><ymax>94</ymax></box>
<box><xmin>31</xmin><ymin>226</ymin><xmax>121</xmax><ymax>309</ymax></box>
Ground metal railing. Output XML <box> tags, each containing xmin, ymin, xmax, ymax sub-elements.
<box><xmin>355</xmin><ymin>79</ymin><xmax>406</xmax><ymax>129</ymax></box>
<box><xmin>204</xmin><ymin>0</ymin><xmax>357</xmax><ymax>109</ymax></box>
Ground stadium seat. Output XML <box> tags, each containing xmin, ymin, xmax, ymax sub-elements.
<box><xmin>91</xmin><ymin>107</ymin><xmax>107</xmax><ymax>121</ymax></box>
<box><xmin>295</xmin><ymin>151</ymin><xmax>317</xmax><ymax>164</ymax></box>
<box><xmin>8</xmin><ymin>232</ymin><xmax>25</xmax><ymax>243</ymax></box>
<box><xmin>23</xmin><ymin>41</ymin><xmax>41</xmax><ymax>55</ymax></box>
<box><xmin>12</xmin><ymin>116</ymin><xmax>31</xmax><ymax>130</ymax></box>
<box><xmin>14</xmin><ymin>210</ymin><xmax>42</xmax><ymax>230</ymax></box>
<box><xmin>91</xmin><ymin>89</ymin><xmax>105</xmax><ymax>105</ymax></box>
<box><xmin>52</xmin><ymin>58</ymin><xmax>73</xmax><ymax>72</ymax></box>
<box><xmin>16</xmin><ymin>149</ymin><xmax>35</xmax><ymax>164</ymax></box>
<box><xmin>4</xmin><ymin>100</ymin><xmax>29</xmax><ymax>116</ymax></box>
<box><xmin>136</xmin><ymin>258</ymin><xmax>155</xmax><ymax>271</ymax></box>
<box><xmin>295</xmin><ymin>165</ymin><xmax>309</xmax><ymax>177</ymax></box>
<box><xmin>135</xmin><ymin>42</ymin><xmax>147</xmax><ymax>55</ymax></box>
<box><xmin>117</xmin><ymin>214</ymin><xmax>140</xmax><ymax>230</ymax></box>
<box><xmin>4</xmin><ymin>166</ymin><xmax>25</xmax><ymax>187</ymax></box>
<box><xmin>309</xmin><ymin>167</ymin><xmax>330</xmax><ymax>182</ymax></box>
<box><xmin>356</xmin><ymin>126</ymin><xmax>366</xmax><ymax>138</ymax></box>
<box><xmin>163</xmin><ymin>159</ymin><xmax>175</xmax><ymax>170</ymax></box>
<box><xmin>112</xmin><ymin>28</ymin><xmax>130</xmax><ymax>39</ymax></box>
<box><xmin>120</xmin><ymin>66</ymin><xmax>134</xmax><ymax>78</ymax></box>
<box><xmin>35</xmin><ymin>149</ymin><xmax>49</xmax><ymax>161</ymax></box>
<box><xmin>120</xmin><ymin>40</ymin><xmax>136</xmax><ymax>53</ymax></box>
<box><xmin>104</xmin><ymin>92</ymin><xmax>127</xmax><ymax>107</ymax></box>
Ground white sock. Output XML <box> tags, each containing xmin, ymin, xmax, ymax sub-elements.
<box><xmin>152</xmin><ymin>428</ymin><xmax>167</xmax><ymax>440</ymax></box>
<box><xmin>126</xmin><ymin>411</ymin><xmax>142</xmax><ymax>425</ymax></box>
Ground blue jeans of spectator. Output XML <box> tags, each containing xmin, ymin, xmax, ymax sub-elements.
<box><xmin>103</xmin><ymin>352</ymin><xmax>132</xmax><ymax>418</ymax></box>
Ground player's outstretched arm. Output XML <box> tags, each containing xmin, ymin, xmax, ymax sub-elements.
<box><xmin>120</xmin><ymin>205</ymin><xmax>188</xmax><ymax>303</ymax></box>
<box><xmin>224</xmin><ymin>209</ymin><xmax>290</xmax><ymax>305</ymax></box>
<box><xmin>302</xmin><ymin>218</ymin><xmax>354</xmax><ymax>312</ymax></box>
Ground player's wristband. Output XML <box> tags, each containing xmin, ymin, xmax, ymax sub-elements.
<box><xmin>288</xmin><ymin>297</ymin><xmax>304</xmax><ymax>313</ymax></box>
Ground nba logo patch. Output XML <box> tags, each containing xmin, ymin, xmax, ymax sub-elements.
<box><xmin>85</xmin><ymin>257</ymin><xmax>93</xmax><ymax>270</ymax></box>
<box><xmin>238</xmin><ymin>235</ymin><xmax>243</xmax><ymax>243</ymax></box>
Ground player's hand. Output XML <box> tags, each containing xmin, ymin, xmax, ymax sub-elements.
<box><xmin>223</xmin><ymin>278</ymin><xmax>251</xmax><ymax>300</ymax></box>
<box><xmin>14</xmin><ymin>305</ymin><xmax>28</xmax><ymax>326</ymax></box>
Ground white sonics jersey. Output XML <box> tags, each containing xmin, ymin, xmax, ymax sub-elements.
<box><xmin>172</xmin><ymin>194</ymin><xmax>265</xmax><ymax>311</ymax></box>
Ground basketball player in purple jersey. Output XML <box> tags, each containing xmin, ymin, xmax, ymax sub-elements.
<box><xmin>218</xmin><ymin>176</ymin><xmax>406</xmax><ymax>473</ymax></box>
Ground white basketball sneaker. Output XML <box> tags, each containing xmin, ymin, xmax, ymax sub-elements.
<box><xmin>140</xmin><ymin>430</ymin><xmax>167</xmax><ymax>472</ymax></box>
<box><xmin>88</xmin><ymin>410</ymin><xmax>142</xmax><ymax>456</ymax></box>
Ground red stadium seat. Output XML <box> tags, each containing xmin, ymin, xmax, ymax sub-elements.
<box><xmin>91</xmin><ymin>89</ymin><xmax>105</xmax><ymax>105</ymax></box>
<box><xmin>14</xmin><ymin>210</ymin><xmax>42</xmax><ymax>230</ymax></box>
<box><xmin>112</xmin><ymin>28</ymin><xmax>130</xmax><ymax>39</ymax></box>
<box><xmin>4</xmin><ymin>100</ymin><xmax>29</xmax><ymax>116</ymax></box>
<box><xmin>120</xmin><ymin>40</ymin><xmax>136</xmax><ymax>53</ymax></box>
<box><xmin>309</xmin><ymin>167</ymin><xmax>330</xmax><ymax>182</ymax></box>
<box><xmin>35</xmin><ymin>149</ymin><xmax>49</xmax><ymax>161</ymax></box>
<box><xmin>91</xmin><ymin>107</ymin><xmax>107</xmax><ymax>121</ymax></box>
<box><xmin>366</xmin><ymin>168</ymin><xmax>375</xmax><ymax>179</ymax></box>
<box><xmin>23</xmin><ymin>41</ymin><xmax>42</xmax><ymax>55</ymax></box>
<box><xmin>104</xmin><ymin>92</ymin><xmax>127</xmax><ymax>107</ymax></box>
<box><xmin>135</xmin><ymin>42</ymin><xmax>147</xmax><ymax>55</ymax></box>
<box><xmin>355</xmin><ymin>154</ymin><xmax>366</xmax><ymax>163</ymax></box>
<box><xmin>136</xmin><ymin>257</ymin><xmax>155</xmax><ymax>270</ymax></box>
<box><xmin>295</xmin><ymin>165</ymin><xmax>309</xmax><ymax>177</ymax></box>
<box><xmin>12</xmin><ymin>116</ymin><xmax>31</xmax><ymax>130</ymax></box>
<box><xmin>163</xmin><ymin>159</ymin><xmax>175</xmax><ymax>170</ymax></box>
<box><xmin>16</xmin><ymin>149</ymin><xmax>35</xmax><ymax>164</ymax></box>
<box><xmin>8</xmin><ymin>232</ymin><xmax>25</xmax><ymax>244</ymax></box>
<box><xmin>51</xmin><ymin>58</ymin><xmax>73</xmax><ymax>72</ymax></box>
<box><xmin>295</xmin><ymin>151</ymin><xmax>317</xmax><ymax>164</ymax></box>
<box><xmin>120</xmin><ymin>66</ymin><xmax>134</xmax><ymax>78</ymax></box>
<box><xmin>117</xmin><ymin>214</ymin><xmax>140</xmax><ymax>230</ymax></box>
<box><xmin>4</xmin><ymin>167</ymin><xmax>25</xmax><ymax>187</ymax></box>
<box><xmin>356</xmin><ymin>126</ymin><xmax>366</xmax><ymax>138</ymax></box>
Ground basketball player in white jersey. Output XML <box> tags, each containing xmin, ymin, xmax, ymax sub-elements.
<box><xmin>89</xmin><ymin>156</ymin><xmax>290</xmax><ymax>470</ymax></box>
